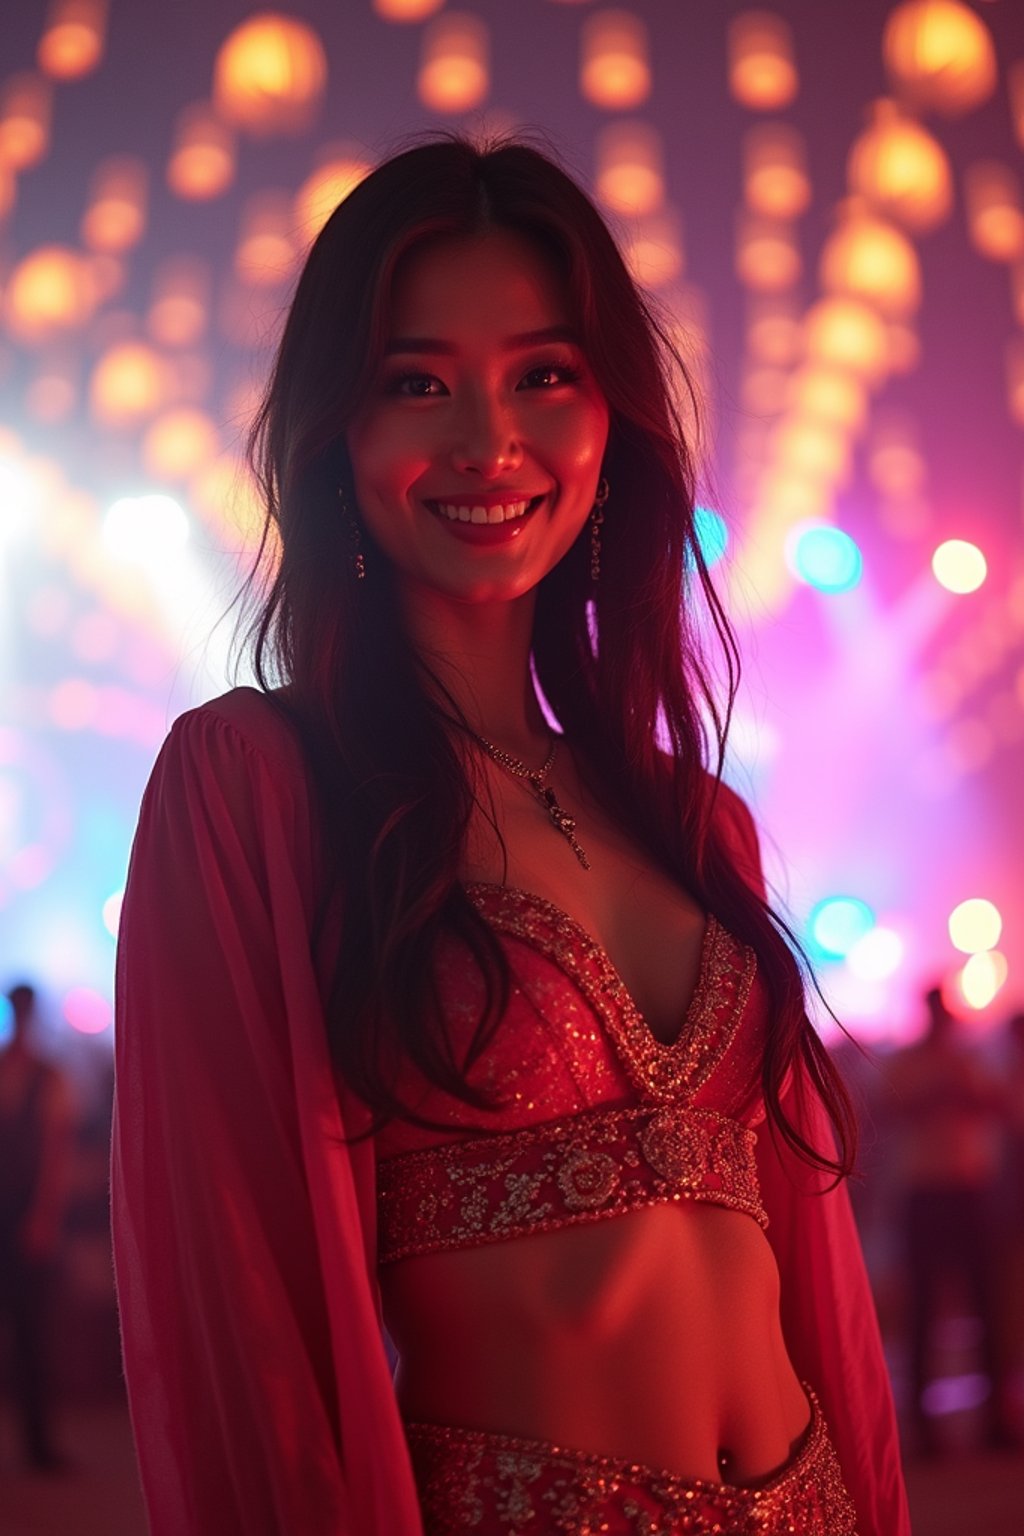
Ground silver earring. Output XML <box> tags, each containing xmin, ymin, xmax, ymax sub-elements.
<box><xmin>338</xmin><ymin>485</ymin><xmax>366</xmax><ymax>580</ymax></box>
<box><xmin>590</xmin><ymin>477</ymin><xmax>609</xmax><ymax>583</ymax></box>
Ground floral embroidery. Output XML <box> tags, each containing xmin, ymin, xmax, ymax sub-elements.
<box><xmin>556</xmin><ymin>1147</ymin><xmax>620</xmax><ymax>1210</ymax></box>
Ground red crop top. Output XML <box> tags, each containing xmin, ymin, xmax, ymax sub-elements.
<box><xmin>376</xmin><ymin>888</ymin><xmax>769</xmax><ymax>1263</ymax></box>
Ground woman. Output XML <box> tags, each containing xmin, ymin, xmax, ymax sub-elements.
<box><xmin>111</xmin><ymin>135</ymin><xmax>909</xmax><ymax>1535</ymax></box>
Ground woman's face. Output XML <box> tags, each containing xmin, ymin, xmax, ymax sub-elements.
<box><xmin>346</xmin><ymin>229</ymin><xmax>610</xmax><ymax>608</ymax></box>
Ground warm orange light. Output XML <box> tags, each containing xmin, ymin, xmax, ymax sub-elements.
<box><xmin>373</xmin><ymin>0</ymin><xmax>445</xmax><ymax>17</ymax></box>
<box><xmin>625</xmin><ymin>209</ymin><xmax>684</xmax><ymax>289</ymax></box>
<box><xmin>774</xmin><ymin>419</ymin><xmax>851</xmax><ymax>485</ymax></box>
<box><xmin>803</xmin><ymin>296</ymin><xmax>889</xmax><ymax>384</ymax></box>
<box><xmin>965</xmin><ymin>162</ymin><xmax>1024</xmax><ymax>263</ymax></box>
<box><xmin>37</xmin><ymin>0</ymin><xmax>108</xmax><ymax>80</ymax></box>
<box><xmin>847</xmin><ymin>100</ymin><xmax>952</xmax><ymax>233</ymax></box>
<box><xmin>89</xmin><ymin>340</ymin><xmax>166</xmax><ymax>426</ymax></box>
<box><xmin>819</xmin><ymin>205</ymin><xmax>922</xmax><ymax>317</ymax></box>
<box><xmin>735</xmin><ymin>212</ymin><xmax>801</xmax><ymax>292</ymax></box>
<box><xmin>595</xmin><ymin>121</ymin><xmax>664</xmax><ymax>215</ymax></box>
<box><xmin>294</xmin><ymin>147</ymin><xmax>371</xmax><ymax>243</ymax></box>
<box><xmin>235</xmin><ymin>190</ymin><xmax>298</xmax><ymax>286</ymax></box>
<box><xmin>147</xmin><ymin>256</ymin><xmax>210</xmax><ymax>348</ymax></box>
<box><xmin>742</xmin><ymin>123</ymin><xmax>810</xmax><ymax>218</ymax></box>
<box><xmin>746</xmin><ymin>296</ymin><xmax>800</xmax><ymax>365</ymax></box>
<box><xmin>213</xmin><ymin>13</ymin><xmax>327</xmax><ymax>136</ymax></box>
<box><xmin>142</xmin><ymin>408</ymin><xmax>221</xmax><ymax>480</ymax></box>
<box><xmin>883</xmin><ymin>0</ymin><xmax>996</xmax><ymax>116</ymax></box>
<box><xmin>167</xmin><ymin>103</ymin><xmax>236</xmax><ymax>200</ymax></box>
<box><xmin>741</xmin><ymin>364</ymin><xmax>788</xmax><ymax>415</ymax></box>
<box><xmin>5</xmin><ymin>245</ymin><xmax>95</xmax><ymax>342</ymax></box>
<box><xmin>0</xmin><ymin>73</ymin><xmax>53</xmax><ymax>171</ymax></box>
<box><xmin>418</xmin><ymin>14</ymin><xmax>489</xmax><ymax>113</ymax></box>
<box><xmin>580</xmin><ymin>10</ymin><xmax>651</xmax><ymax>110</ymax></box>
<box><xmin>786</xmin><ymin>368</ymin><xmax>867</xmax><ymax>434</ymax></box>
<box><xmin>728</xmin><ymin>11</ymin><xmax>798</xmax><ymax>111</ymax></box>
<box><xmin>80</xmin><ymin>155</ymin><xmax>148</xmax><ymax>252</ymax></box>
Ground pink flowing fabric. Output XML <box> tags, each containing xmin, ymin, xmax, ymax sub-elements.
<box><xmin>111</xmin><ymin>686</ymin><xmax>909</xmax><ymax>1535</ymax></box>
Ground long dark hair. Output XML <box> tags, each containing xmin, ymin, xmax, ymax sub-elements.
<box><xmin>239</xmin><ymin>131</ymin><xmax>855</xmax><ymax>1176</ymax></box>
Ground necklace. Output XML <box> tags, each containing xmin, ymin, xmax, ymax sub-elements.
<box><xmin>471</xmin><ymin>731</ymin><xmax>591</xmax><ymax>871</ymax></box>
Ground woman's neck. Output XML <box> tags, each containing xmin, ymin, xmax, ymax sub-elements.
<box><xmin>400</xmin><ymin>584</ymin><xmax>551</xmax><ymax>757</ymax></box>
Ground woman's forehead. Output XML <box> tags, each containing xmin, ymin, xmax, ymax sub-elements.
<box><xmin>388</xmin><ymin>229</ymin><xmax>572</xmax><ymax>336</ymax></box>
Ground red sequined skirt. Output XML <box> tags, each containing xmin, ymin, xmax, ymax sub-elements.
<box><xmin>404</xmin><ymin>1385</ymin><xmax>858</xmax><ymax>1535</ymax></box>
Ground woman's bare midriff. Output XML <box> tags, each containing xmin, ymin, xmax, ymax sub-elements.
<box><xmin>380</xmin><ymin>1201</ymin><xmax>811</xmax><ymax>1486</ymax></box>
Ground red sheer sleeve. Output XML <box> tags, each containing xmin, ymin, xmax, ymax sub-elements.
<box><xmin>110</xmin><ymin>693</ymin><xmax>423</xmax><ymax>1535</ymax></box>
<box><xmin>717</xmin><ymin>780</ymin><xmax>911</xmax><ymax>1536</ymax></box>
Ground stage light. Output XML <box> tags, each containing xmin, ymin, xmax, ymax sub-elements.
<box><xmin>0</xmin><ymin>73</ymin><xmax>53</xmax><ymax>170</ymax></box>
<box><xmin>595</xmin><ymin>121</ymin><xmax>664</xmax><ymax>215</ymax></box>
<box><xmin>5</xmin><ymin>244</ymin><xmax>95</xmax><ymax>342</ymax></box>
<box><xmin>742</xmin><ymin>123</ymin><xmax>810</xmax><ymax>219</ymax></box>
<box><xmin>948</xmin><ymin>897</ymin><xmax>1002</xmax><ymax>954</ymax></box>
<box><xmin>213</xmin><ymin>13</ymin><xmax>327</xmax><ymax>136</ymax></box>
<box><xmin>847</xmin><ymin>926</ymin><xmax>903</xmax><ymax>980</ymax></box>
<box><xmin>727</xmin><ymin>11</ymin><xmax>798</xmax><ymax>111</ymax></box>
<box><xmin>90</xmin><ymin>341</ymin><xmax>166</xmax><ymax>426</ymax></box>
<box><xmin>847</xmin><ymin>99</ymin><xmax>952</xmax><ymax>233</ymax></box>
<box><xmin>965</xmin><ymin>162</ymin><xmax>1024</xmax><ymax>263</ymax></box>
<box><xmin>810</xmin><ymin>897</ymin><xmax>876</xmax><ymax>958</ymax></box>
<box><xmin>803</xmin><ymin>297</ymin><xmax>889</xmax><ymax>385</ymax></box>
<box><xmin>787</xmin><ymin>524</ymin><xmax>863</xmax><ymax>592</ymax></box>
<box><xmin>63</xmin><ymin>986</ymin><xmax>111</xmax><ymax>1035</ymax></box>
<box><xmin>294</xmin><ymin>148</ymin><xmax>370</xmax><ymax>242</ymax></box>
<box><xmin>820</xmin><ymin>205</ymin><xmax>922</xmax><ymax>318</ymax></box>
<box><xmin>958</xmin><ymin>950</ymin><xmax>1008</xmax><ymax>1010</ymax></box>
<box><xmin>581</xmin><ymin>10</ymin><xmax>651</xmax><ymax>110</ymax></box>
<box><xmin>418</xmin><ymin>14</ymin><xmax>489</xmax><ymax>114</ymax></box>
<box><xmin>932</xmin><ymin>539</ymin><xmax>986</xmax><ymax>594</ymax></box>
<box><xmin>883</xmin><ymin>0</ymin><xmax>996</xmax><ymax>117</ymax></box>
<box><xmin>38</xmin><ymin>0</ymin><xmax>108</xmax><ymax>80</ymax></box>
<box><xmin>694</xmin><ymin>506</ymin><xmax>729</xmax><ymax>567</ymax></box>
<box><xmin>735</xmin><ymin>213</ymin><xmax>801</xmax><ymax>292</ymax></box>
<box><xmin>102</xmin><ymin>494</ymin><xmax>189</xmax><ymax>562</ymax></box>
<box><xmin>167</xmin><ymin>103</ymin><xmax>236</xmax><ymax>201</ymax></box>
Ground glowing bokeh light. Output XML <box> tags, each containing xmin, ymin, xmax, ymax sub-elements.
<box><xmin>418</xmin><ymin>14</ymin><xmax>490</xmax><ymax>114</ymax></box>
<box><xmin>595</xmin><ymin>121</ymin><xmax>664</xmax><ymax>215</ymax></box>
<box><xmin>958</xmin><ymin>950</ymin><xmax>1008</xmax><ymax>1010</ymax></box>
<box><xmin>63</xmin><ymin>986</ymin><xmax>112</xmax><ymax>1035</ymax></box>
<box><xmin>883</xmin><ymin>0</ymin><xmax>996</xmax><ymax>117</ymax></box>
<box><xmin>373</xmin><ymin>0</ymin><xmax>445</xmax><ymax>17</ymax></box>
<box><xmin>580</xmin><ymin>10</ymin><xmax>651</xmax><ymax>110</ymax></box>
<box><xmin>948</xmin><ymin>897</ymin><xmax>1002</xmax><ymax>954</ymax></box>
<box><xmin>0</xmin><ymin>72</ymin><xmax>53</xmax><ymax>170</ymax></box>
<box><xmin>0</xmin><ymin>458</ymin><xmax>46</xmax><ymax>540</ymax></box>
<box><xmin>81</xmin><ymin>154</ymin><xmax>148</xmax><ymax>253</ymax></box>
<box><xmin>294</xmin><ymin>149</ymin><xmax>370</xmax><ymax>242</ymax></box>
<box><xmin>847</xmin><ymin>99</ymin><xmax>952</xmax><ymax>233</ymax></box>
<box><xmin>167</xmin><ymin>103</ymin><xmax>236</xmax><ymax>200</ymax></box>
<box><xmin>932</xmin><ymin>539</ymin><xmax>987</xmax><ymax>594</ymax></box>
<box><xmin>847</xmin><ymin>926</ymin><xmax>904</xmax><ymax>980</ymax></box>
<box><xmin>102</xmin><ymin>494</ymin><xmax>190</xmax><ymax>562</ymax></box>
<box><xmin>742</xmin><ymin>123</ymin><xmax>810</xmax><ymax>219</ymax></box>
<box><xmin>820</xmin><ymin>207</ymin><xmax>922</xmax><ymax>318</ymax></box>
<box><xmin>787</xmin><ymin>524</ymin><xmax>863</xmax><ymax>592</ymax></box>
<box><xmin>38</xmin><ymin>0</ymin><xmax>108</xmax><ymax>80</ymax></box>
<box><xmin>694</xmin><ymin>506</ymin><xmax>729</xmax><ymax>567</ymax></box>
<box><xmin>728</xmin><ymin>11</ymin><xmax>798</xmax><ymax>111</ymax></box>
<box><xmin>810</xmin><ymin>897</ymin><xmax>876</xmax><ymax>959</ymax></box>
<box><xmin>965</xmin><ymin>161</ymin><xmax>1024</xmax><ymax>263</ymax></box>
<box><xmin>213</xmin><ymin>13</ymin><xmax>327</xmax><ymax>136</ymax></box>
<box><xmin>4</xmin><ymin>244</ymin><xmax>95</xmax><ymax>342</ymax></box>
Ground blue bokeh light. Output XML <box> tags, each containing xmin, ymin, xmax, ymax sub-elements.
<box><xmin>788</xmin><ymin>525</ymin><xmax>863</xmax><ymax>593</ymax></box>
<box><xmin>694</xmin><ymin>505</ymin><xmax>729</xmax><ymax>568</ymax></box>
<box><xmin>809</xmin><ymin>896</ymin><xmax>876</xmax><ymax>959</ymax></box>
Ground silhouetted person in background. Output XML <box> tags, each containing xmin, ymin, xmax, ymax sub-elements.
<box><xmin>0</xmin><ymin>982</ymin><xmax>75</xmax><ymax>1471</ymax></box>
<box><xmin>887</xmin><ymin>985</ymin><xmax>1015</xmax><ymax>1454</ymax></box>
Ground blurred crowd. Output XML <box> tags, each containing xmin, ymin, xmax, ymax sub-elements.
<box><xmin>1</xmin><ymin>976</ymin><xmax>1023</xmax><ymax>1476</ymax></box>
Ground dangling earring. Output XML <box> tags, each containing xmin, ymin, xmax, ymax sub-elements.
<box><xmin>589</xmin><ymin>477</ymin><xmax>609</xmax><ymax>584</ymax></box>
<box><xmin>338</xmin><ymin>485</ymin><xmax>366</xmax><ymax>580</ymax></box>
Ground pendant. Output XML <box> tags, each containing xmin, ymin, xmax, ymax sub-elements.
<box><xmin>540</xmin><ymin>787</ymin><xmax>591</xmax><ymax>870</ymax></box>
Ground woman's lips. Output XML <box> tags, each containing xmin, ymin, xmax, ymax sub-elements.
<box><xmin>424</xmin><ymin>495</ymin><xmax>545</xmax><ymax>543</ymax></box>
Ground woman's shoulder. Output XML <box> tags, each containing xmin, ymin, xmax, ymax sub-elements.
<box><xmin>166</xmin><ymin>685</ymin><xmax>308</xmax><ymax>787</ymax></box>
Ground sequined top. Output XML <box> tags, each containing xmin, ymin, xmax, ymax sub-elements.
<box><xmin>375</xmin><ymin>883</ymin><xmax>768</xmax><ymax>1263</ymax></box>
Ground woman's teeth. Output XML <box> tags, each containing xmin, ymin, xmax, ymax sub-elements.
<box><xmin>432</xmin><ymin>500</ymin><xmax>532</xmax><ymax>524</ymax></box>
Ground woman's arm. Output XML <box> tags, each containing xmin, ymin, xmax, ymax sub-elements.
<box><xmin>111</xmin><ymin>697</ymin><xmax>422</xmax><ymax>1536</ymax></box>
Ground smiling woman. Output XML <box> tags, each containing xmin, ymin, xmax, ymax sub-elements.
<box><xmin>111</xmin><ymin>134</ymin><xmax>910</xmax><ymax>1536</ymax></box>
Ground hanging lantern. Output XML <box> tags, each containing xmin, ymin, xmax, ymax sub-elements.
<box><xmin>294</xmin><ymin>147</ymin><xmax>371</xmax><ymax>243</ymax></box>
<box><xmin>373</xmin><ymin>0</ymin><xmax>445</xmax><ymax>17</ymax></box>
<box><xmin>625</xmin><ymin>209</ymin><xmax>684</xmax><ymax>289</ymax></box>
<box><xmin>0</xmin><ymin>74</ymin><xmax>53</xmax><ymax>170</ymax></box>
<box><xmin>37</xmin><ymin>0</ymin><xmax>108</xmax><ymax>81</ymax></box>
<box><xmin>80</xmin><ymin>155</ymin><xmax>148</xmax><ymax>253</ymax></box>
<box><xmin>742</xmin><ymin>123</ymin><xmax>810</xmax><ymax>219</ymax></box>
<box><xmin>418</xmin><ymin>14</ymin><xmax>489</xmax><ymax>113</ymax></box>
<box><xmin>746</xmin><ymin>295</ymin><xmax>800</xmax><ymax>365</ymax></box>
<box><xmin>90</xmin><ymin>340</ymin><xmax>166</xmax><ymax>426</ymax></box>
<box><xmin>167</xmin><ymin>103</ymin><xmax>236</xmax><ymax>200</ymax></box>
<box><xmin>735</xmin><ymin>211</ymin><xmax>801</xmax><ymax>292</ymax></box>
<box><xmin>594</xmin><ymin>121</ymin><xmax>664</xmax><ymax>215</ymax></box>
<box><xmin>727</xmin><ymin>12</ymin><xmax>798</xmax><ymax>111</ymax></box>
<box><xmin>847</xmin><ymin>99</ymin><xmax>952</xmax><ymax>233</ymax></box>
<box><xmin>965</xmin><ymin>162</ymin><xmax>1024</xmax><ymax>263</ymax></box>
<box><xmin>213</xmin><ymin>13</ymin><xmax>327</xmax><ymax>136</ymax></box>
<box><xmin>5</xmin><ymin>245</ymin><xmax>95</xmax><ymax>342</ymax></box>
<box><xmin>235</xmin><ymin>190</ymin><xmax>298</xmax><ymax>286</ymax></box>
<box><xmin>142</xmin><ymin>408</ymin><xmax>221</xmax><ymax>480</ymax></box>
<box><xmin>882</xmin><ymin>0</ymin><xmax>996</xmax><ymax>117</ymax></box>
<box><xmin>147</xmin><ymin>257</ymin><xmax>210</xmax><ymax>348</ymax></box>
<box><xmin>786</xmin><ymin>367</ymin><xmax>867</xmax><ymax>434</ymax></box>
<box><xmin>580</xmin><ymin>10</ymin><xmax>651</xmax><ymax>111</ymax></box>
<box><xmin>803</xmin><ymin>296</ymin><xmax>889</xmax><ymax>384</ymax></box>
<box><xmin>819</xmin><ymin>204</ymin><xmax>922</xmax><ymax>318</ymax></box>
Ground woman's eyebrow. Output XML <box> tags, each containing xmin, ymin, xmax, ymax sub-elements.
<box><xmin>384</xmin><ymin>324</ymin><xmax>579</xmax><ymax>356</ymax></box>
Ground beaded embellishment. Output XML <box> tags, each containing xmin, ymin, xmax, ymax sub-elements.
<box><xmin>377</xmin><ymin>1102</ymin><xmax>766</xmax><ymax>1264</ymax></box>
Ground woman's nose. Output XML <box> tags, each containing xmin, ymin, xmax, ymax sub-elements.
<box><xmin>448</xmin><ymin>391</ymin><xmax>524</xmax><ymax>476</ymax></box>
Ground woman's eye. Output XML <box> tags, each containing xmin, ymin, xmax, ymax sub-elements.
<box><xmin>520</xmin><ymin>361</ymin><xmax>583</xmax><ymax>389</ymax></box>
<box><xmin>384</xmin><ymin>372</ymin><xmax>445</xmax><ymax>398</ymax></box>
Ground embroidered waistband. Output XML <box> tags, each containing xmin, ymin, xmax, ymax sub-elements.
<box><xmin>377</xmin><ymin>1103</ymin><xmax>767</xmax><ymax>1265</ymax></box>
